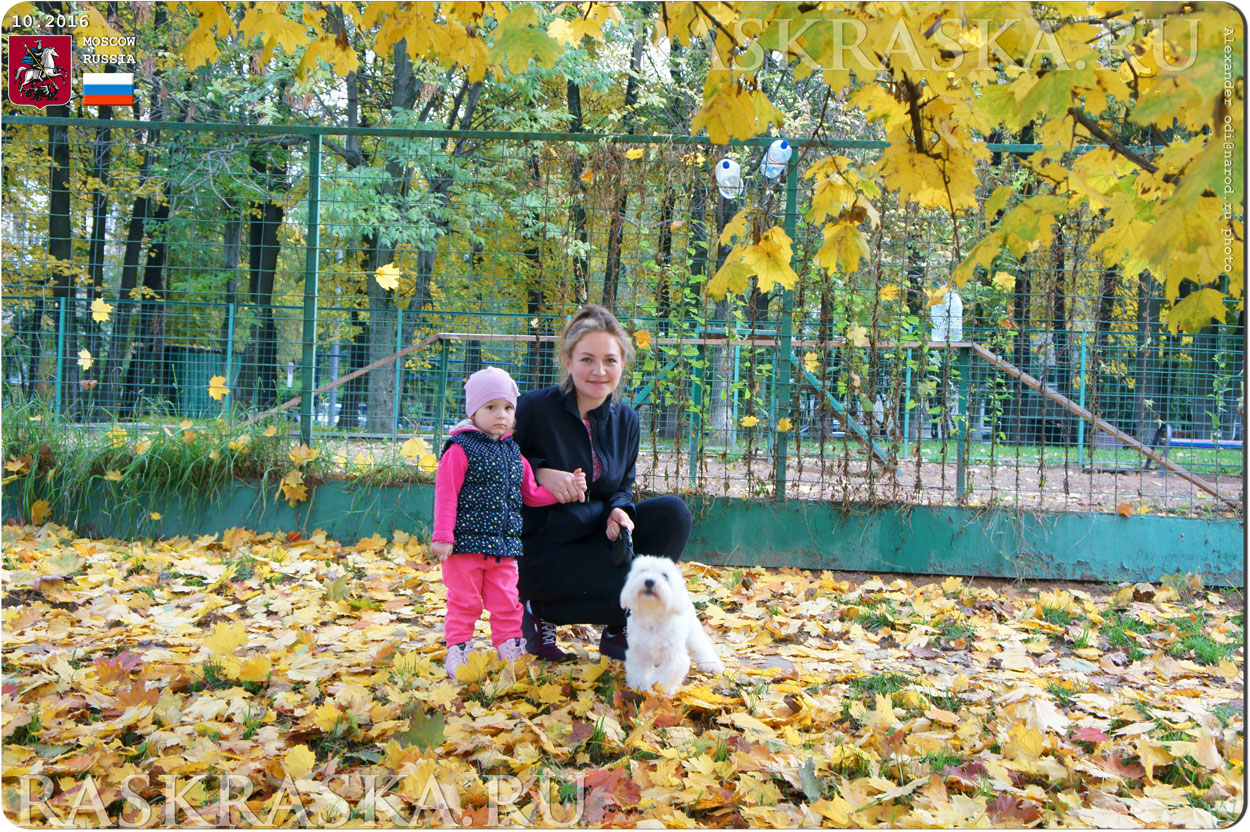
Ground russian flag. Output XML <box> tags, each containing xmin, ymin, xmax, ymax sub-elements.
<box><xmin>83</xmin><ymin>73</ymin><xmax>133</xmax><ymax>106</ymax></box>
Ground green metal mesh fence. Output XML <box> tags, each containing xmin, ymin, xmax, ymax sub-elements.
<box><xmin>2</xmin><ymin>116</ymin><xmax>1243</xmax><ymax>515</ymax></box>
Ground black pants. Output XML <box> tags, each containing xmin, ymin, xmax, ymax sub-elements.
<box><xmin>518</xmin><ymin>495</ymin><xmax>692</xmax><ymax>627</ymax></box>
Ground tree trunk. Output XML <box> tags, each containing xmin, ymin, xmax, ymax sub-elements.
<box><xmin>601</xmin><ymin>34</ymin><xmax>646</xmax><ymax>311</ymax></box>
<box><xmin>120</xmin><ymin>193</ymin><xmax>171</xmax><ymax>415</ymax></box>
<box><xmin>1132</xmin><ymin>271</ymin><xmax>1163</xmax><ymax>443</ymax></box>
<box><xmin>524</xmin><ymin>153</ymin><xmax>553</xmax><ymax>390</ymax></box>
<box><xmin>98</xmin><ymin>194</ymin><xmax>148</xmax><ymax>416</ymax></box>
<box><xmin>48</xmin><ymin>101</ymin><xmax>73</xmax><ymax>406</ymax></box>
<box><xmin>81</xmin><ymin>83</ymin><xmax>115</xmax><ymax>416</ymax></box>
<box><xmin>567</xmin><ymin>80</ymin><xmax>589</xmax><ymax>305</ymax></box>
<box><xmin>235</xmin><ymin>153</ymin><xmax>285</xmax><ymax>412</ymax></box>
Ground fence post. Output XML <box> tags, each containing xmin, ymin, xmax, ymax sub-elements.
<box><xmin>956</xmin><ymin>346</ymin><xmax>971</xmax><ymax>500</ymax></box>
<box><xmin>300</xmin><ymin>132</ymin><xmax>322</xmax><ymax>447</ymax></box>
<box><xmin>223</xmin><ymin>302</ymin><xmax>235</xmax><ymax>418</ymax></box>
<box><xmin>54</xmin><ymin>295</ymin><xmax>67</xmax><ymax>417</ymax></box>
<box><xmin>1077</xmin><ymin>336</ymin><xmax>1088</xmax><ymax>469</ymax></box>
<box><xmin>688</xmin><ymin>342</ymin><xmax>704</xmax><ymax>491</ymax></box>
<box><xmin>773</xmin><ymin>156</ymin><xmax>798</xmax><ymax>501</ymax></box>
<box><xmin>434</xmin><ymin>338</ymin><xmax>450</xmax><ymax>457</ymax></box>
<box><xmin>902</xmin><ymin>348</ymin><xmax>914</xmax><ymax>455</ymax></box>
<box><xmin>392</xmin><ymin>308</ymin><xmax>404</xmax><ymax>437</ymax></box>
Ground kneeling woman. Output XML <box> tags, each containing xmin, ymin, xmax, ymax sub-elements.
<box><xmin>513</xmin><ymin>305</ymin><xmax>692</xmax><ymax>662</ymax></box>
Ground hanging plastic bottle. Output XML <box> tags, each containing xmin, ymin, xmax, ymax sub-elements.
<box><xmin>714</xmin><ymin>158</ymin><xmax>743</xmax><ymax>200</ymax></box>
<box><xmin>760</xmin><ymin>139</ymin><xmax>792</xmax><ymax>179</ymax></box>
<box><xmin>929</xmin><ymin>282</ymin><xmax>964</xmax><ymax>343</ymax></box>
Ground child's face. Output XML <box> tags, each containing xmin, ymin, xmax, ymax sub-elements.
<box><xmin>472</xmin><ymin>399</ymin><xmax>515</xmax><ymax>439</ymax></box>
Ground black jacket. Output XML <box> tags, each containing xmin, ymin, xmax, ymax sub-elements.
<box><xmin>513</xmin><ymin>385</ymin><xmax>638</xmax><ymax>548</ymax></box>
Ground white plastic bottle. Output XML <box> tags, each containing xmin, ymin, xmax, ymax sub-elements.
<box><xmin>929</xmin><ymin>283</ymin><xmax>963</xmax><ymax>343</ymax></box>
<box><xmin>760</xmin><ymin>139</ymin><xmax>792</xmax><ymax>179</ymax></box>
<box><xmin>714</xmin><ymin>158</ymin><xmax>743</xmax><ymax>200</ymax></box>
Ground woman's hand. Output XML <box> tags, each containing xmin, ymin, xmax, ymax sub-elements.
<box><xmin>537</xmin><ymin>467</ymin><xmax>588</xmax><ymax>503</ymax></box>
<box><xmin>605</xmin><ymin>507</ymin><xmax>634</xmax><ymax>541</ymax></box>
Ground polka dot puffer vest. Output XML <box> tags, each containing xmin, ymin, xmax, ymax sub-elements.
<box><xmin>443</xmin><ymin>430</ymin><xmax>524</xmax><ymax>559</ymax></box>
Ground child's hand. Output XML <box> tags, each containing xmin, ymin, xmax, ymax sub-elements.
<box><xmin>432</xmin><ymin>541</ymin><xmax>454</xmax><ymax>561</ymax></box>
<box><xmin>571</xmin><ymin>468</ymin><xmax>588</xmax><ymax>497</ymax></box>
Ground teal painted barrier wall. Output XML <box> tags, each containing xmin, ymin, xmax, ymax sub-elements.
<box><xmin>3</xmin><ymin>482</ymin><xmax>1243</xmax><ymax>586</ymax></box>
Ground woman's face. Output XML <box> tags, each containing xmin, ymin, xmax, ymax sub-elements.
<box><xmin>566</xmin><ymin>331</ymin><xmax>623</xmax><ymax>406</ymax></box>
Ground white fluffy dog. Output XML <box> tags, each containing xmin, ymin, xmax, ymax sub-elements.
<box><xmin>620</xmin><ymin>555</ymin><xmax>724</xmax><ymax>694</ymax></box>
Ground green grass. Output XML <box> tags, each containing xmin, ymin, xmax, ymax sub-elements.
<box><xmin>912</xmin><ymin>439</ymin><xmax>1241</xmax><ymax>474</ymax></box>
<box><xmin>1168</xmin><ymin>615</ymin><xmax>1240</xmax><ymax>665</ymax></box>
<box><xmin>1040</xmin><ymin>606</ymin><xmax>1078</xmax><ymax>626</ymax></box>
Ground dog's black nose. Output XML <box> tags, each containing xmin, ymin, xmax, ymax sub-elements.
<box><xmin>644</xmin><ymin>578</ymin><xmax>655</xmax><ymax>589</ymax></box>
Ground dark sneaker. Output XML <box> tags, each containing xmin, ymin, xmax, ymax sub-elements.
<box><xmin>522</xmin><ymin>604</ymin><xmax>574</xmax><ymax>663</ymax></box>
<box><xmin>599</xmin><ymin>625</ymin><xmax>628</xmax><ymax>662</ymax></box>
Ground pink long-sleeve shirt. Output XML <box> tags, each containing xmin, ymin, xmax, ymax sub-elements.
<box><xmin>432</xmin><ymin>429</ymin><xmax>557</xmax><ymax>545</ymax></box>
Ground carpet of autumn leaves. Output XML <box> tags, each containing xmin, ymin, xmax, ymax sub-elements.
<box><xmin>1</xmin><ymin>523</ymin><xmax>1244</xmax><ymax>828</ymax></box>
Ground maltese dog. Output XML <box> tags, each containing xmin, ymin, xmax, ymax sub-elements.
<box><xmin>619</xmin><ymin>555</ymin><xmax>724</xmax><ymax>694</ymax></box>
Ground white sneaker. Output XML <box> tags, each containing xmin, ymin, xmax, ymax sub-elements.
<box><xmin>496</xmin><ymin>637</ymin><xmax>525</xmax><ymax>663</ymax></box>
<box><xmin>445</xmin><ymin>640</ymin><xmax>474</xmax><ymax>678</ymax></box>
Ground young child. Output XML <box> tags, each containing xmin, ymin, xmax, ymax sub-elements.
<box><xmin>431</xmin><ymin>366</ymin><xmax>584</xmax><ymax>677</ymax></box>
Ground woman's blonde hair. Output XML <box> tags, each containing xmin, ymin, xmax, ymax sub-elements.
<box><xmin>557</xmin><ymin>305</ymin><xmax>636</xmax><ymax>398</ymax></box>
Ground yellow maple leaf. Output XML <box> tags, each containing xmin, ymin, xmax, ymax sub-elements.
<box><xmin>5</xmin><ymin>455</ymin><xmax>31</xmax><ymax>474</ymax></box>
<box><xmin>205</xmin><ymin>621</ymin><xmax>248</xmax><ymax>656</ymax></box>
<box><xmin>992</xmin><ymin>271</ymin><xmax>1017</xmax><ymax>292</ymax></box>
<box><xmin>705</xmin><ymin>257</ymin><xmax>751</xmax><ymax>301</ymax></box>
<box><xmin>847</xmin><ymin>324</ymin><xmax>870</xmax><ymax>347</ymax></box>
<box><xmin>279</xmin><ymin>470</ymin><xmax>308</xmax><ymax>506</ymax></box>
<box><xmin>633</xmin><ymin>329</ymin><xmax>652</xmax><ymax>350</ymax></box>
<box><xmin>401</xmin><ymin>436</ymin><xmax>431</xmax><ymax>462</ymax></box>
<box><xmin>1167</xmin><ymin>288</ymin><xmax>1230</xmax><ymax>334</ymax></box>
<box><xmin>283</xmin><ymin>745</ymin><xmax>316</xmax><ymax>781</ymax></box>
<box><xmin>418</xmin><ymin>453</ymin><xmax>439</xmax><ymax>475</ymax></box>
<box><xmin>183</xmin><ymin>26</ymin><xmax>220</xmax><ymax>71</ymax></box>
<box><xmin>133</xmin><ymin>439</ymin><xmax>151</xmax><ymax>455</ymax></box>
<box><xmin>149</xmin><ymin>511</ymin><xmax>162</xmax><ymax>521</ymax></box>
<box><xmin>776</xmin><ymin>418</ymin><xmax>793</xmax><ymax>433</ymax></box>
<box><xmin>208</xmin><ymin>375</ymin><xmax>229</xmax><ymax>401</ymax></box>
<box><xmin>375</xmin><ymin>263</ymin><xmax>401</xmax><ymax>292</ymax></box>
<box><xmin>90</xmin><ymin>298</ymin><xmax>112</xmax><ymax>323</ymax></box>
<box><xmin>740</xmin><ymin>228</ymin><xmax>798</xmax><ymax>294</ymax></box>
<box><xmin>625</xmin><ymin>148</ymin><xmax>644</xmax><ymax>160</ymax></box>
<box><xmin>228</xmin><ymin>435</ymin><xmax>251</xmax><ymax>452</ymax></box>
<box><xmin>863</xmin><ymin>693</ymin><xmax>898</xmax><ymax>728</ymax></box>
<box><xmin>76</xmin><ymin>349</ymin><xmax>93</xmax><ymax>371</ymax></box>
<box><xmin>531</xmin><ymin>682</ymin><xmax>565</xmax><ymax>704</ymax></box>
<box><xmin>263</xmin><ymin>425</ymin><xmax>278</xmax><ymax>438</ymax></box>
<box><xmin>803</xmin><ymin>352</ymin><xmax>820</xmax><ymax>374</ymax></box>
<box><xmin>879</xmin><ymin>284</ymin><xmax>900</xmax><ymax>302</ymax></box>
<box><xmin>238</xmin><ymin>654</ymin><xmax>272</xmax><ymax>683</ymax></box>
<box><xmin>691</xmin><ymin>83</ymin><xmax>760</xmax><ymax>146</ymax></box>
<box><xmin>925</xmin><ymin>284</ymin><xmax>951</xmax><ymax>308</ymax></box>
<box><xmin>312</xmin><ymin>703</ymin><xmax>341</xmax><ymax>733</ymax></box>
<box><xmin>289</xmin><ymin>444</ymin><xmax>318</xmax><ymax>467</ymax></box>
<box><xmin>357</xmin><ymin>533</ymin><xmax>387</xmax><ymax>551</ymax></box>
<box><xmin>1004</xmin><ymin>723</ymin><xmax>1046</xmax><ymax>760</ymax></box>
<box><xmin>454</xmin><ymin>651</ymin><xmax>493</xmax><ymax>684</ymax></box>
<box><xmin>30</xmin><ymin>499</ymin><xmax>50</xmax><ymax>525</ymax></box>
<box><xmin>815</xmin><ymin>221</ymin><xmax>869</xmax><ymax>275</ymax></box>
<box><xmin>739</xmin><ymin>415</ymin><xmax>760</xmax><ymax>428</ymax></box>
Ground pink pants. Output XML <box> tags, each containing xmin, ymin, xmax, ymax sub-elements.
<box><xmin>441</xmin><ymin>552</ymin><xmax>523</xmax><ymax>647</ymax></box>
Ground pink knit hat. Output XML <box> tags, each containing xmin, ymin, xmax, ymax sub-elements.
<box><xmin>464</xmin><ymin>366</ymin><xmax>519</xmax><ymax>417</ymax></box>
